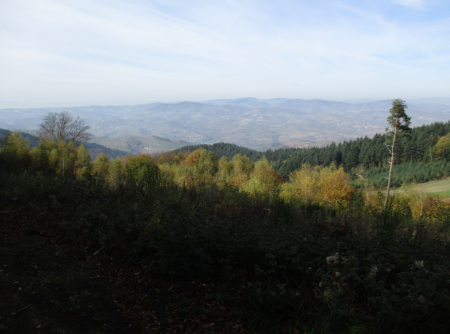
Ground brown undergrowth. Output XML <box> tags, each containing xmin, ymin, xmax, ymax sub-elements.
<box><xmin>0</xmin><ymin>203</ymin><xmax>257</xmax><ymax>334</ymax></box>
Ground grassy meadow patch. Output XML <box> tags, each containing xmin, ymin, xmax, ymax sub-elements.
<box><xmin>412</xmin><ymin>177</ymin><xmax>450</xmax><ymax>196</ymax></box>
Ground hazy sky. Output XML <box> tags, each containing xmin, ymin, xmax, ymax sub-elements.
<box><xmin>1</xmin><ymin>0</ymin><xmax>449</xmax><ymax>107</ymax></box>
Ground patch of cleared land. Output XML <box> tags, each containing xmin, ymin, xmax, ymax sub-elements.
<box><xmin>88</xmin><ymin>135</ymin><xmax>190</xmax><ymax>155</ymax></box>
<box><xmin>407</xmin><ymin>178</ymin><xmax>450</xmax><ymax>197</ymax></box>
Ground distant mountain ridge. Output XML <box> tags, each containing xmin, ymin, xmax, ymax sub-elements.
<box><xmin>204</xmin><ymin>97</ymin><xmax>290</xmax><ymax>108</ymax></box>
<box><xmin>1</xmin><ymin>97</ymin><xmax>449</xmax><ymax>150</ymax></box>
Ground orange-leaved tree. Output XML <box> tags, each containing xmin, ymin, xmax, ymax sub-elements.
<box><xmin>317</xmin><ymin>163</ymin><xmax>354</xmax><ymax>208</ymax></box>
<box><xmin>281</xmin><ymin>163</ymin><xmax>353</xmax><ymax>208</ymax></box>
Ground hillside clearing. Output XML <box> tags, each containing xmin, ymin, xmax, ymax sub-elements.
<box><xmin>409</xmin><ymin>177</ymin><xmax>450</xmax><ymax>196</ymax></box>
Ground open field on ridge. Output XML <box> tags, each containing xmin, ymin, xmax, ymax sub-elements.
<box><xmin>390</xmin><ymin>178</ymin><xmax>450</xmax><ymax>197</ymax></box>
<box><xmin>411</xmin><ymin>177</ymin><xmax>450</xmax><ymax>196</ymax></box>
<box><xmin>88</xmin><ymin>135</ymin><xmax>190</xmax><ymax>155</ymax></box>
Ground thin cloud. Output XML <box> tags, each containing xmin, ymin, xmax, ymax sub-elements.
<box><xmin>392</xmin><ymin>0</ymin><xmax>426</xmax><ymax>9</ymax></box>
<box><xmin>0</xmin><ymin>0</ymin><xmax>449</xmax><ymax>107</ymax></box>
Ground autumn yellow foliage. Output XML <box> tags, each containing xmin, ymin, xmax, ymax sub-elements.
<box><xmin>243</xmin><ymin>158</ymin><xmax>283</xmax><ymax>195</ymax></box>
<box><xmin>280</xmin><ymin>163</ymin><xmax>354</xmax><ymax>208</ymax></box>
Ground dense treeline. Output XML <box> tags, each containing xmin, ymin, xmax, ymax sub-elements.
<box><xmin>2</xmin><ymin>131</ymin><xmax>450</xmax><ymax>333</ymax></box>
<box><xmin>182</xmin><ymin>121</ymin><xmax>450</xmax><ymax>189</ymax></box>
<box><xmin>175</xmin><ymin>142</ymin><xmax>263</xmax><ymax>162</ymax></box>
<box><xmin>271</xmin><ymin>121</ymin><xmax>450</xmax><ymax>174</ymax></box>
<box><xmin>2</xmin><ymin>130</ymin><xmax>448</xmax><ymax>222</ymax></box>
<box><xmin>178</xmin><ymin>121</ymin><xmax>450</xmax><ymax>179</ymax></box>
<box><xmin>0</xmin><ymin>128</ymin><xmax>128</xmax><ymax>159</ymax></box>
<box><xmin>358</xmin><ymin>160</ymin><xmax>450</xmax><ymax>189</ymax></box>
<box><xmin>0</xmin><ymin>128</ymin><xmax>39</xmax><ymax>147</ymax></box>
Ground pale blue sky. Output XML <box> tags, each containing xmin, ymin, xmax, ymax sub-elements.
<box><xmin>1</xmin><ymin>0</ymin><xmax>449</xmax><ymax>107</ymax></box>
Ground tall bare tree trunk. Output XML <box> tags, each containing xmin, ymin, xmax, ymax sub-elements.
<box><xmin>384</xmin><ymin>119</ymin><xmax>398</xmax><ymax>210</ymax></box>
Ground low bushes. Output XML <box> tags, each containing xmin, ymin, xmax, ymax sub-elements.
<box><xmin>135</xmin><ymin>197</ymin><xmax>450</xmax><ymax>333</ymax></box>
<box><xmin>2</xmin><ymin>134</ymin><xmax>450</xmax><ymax>333</ymax></box>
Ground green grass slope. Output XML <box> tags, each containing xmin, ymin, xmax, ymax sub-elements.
<box><xmin>411</xmin><ymin>177</ymin><xmax>450</xmax><ymax>196</ymax></box>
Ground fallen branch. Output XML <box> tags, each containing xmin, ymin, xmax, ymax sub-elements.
<box><xmin>16</xmin><ymin>303</ymin><xmax>34</xmax><ymax>314</ymax></box>
<box><xmin>92</xmin><ymin>247</ymin><xmax>104</xmax><ymax>256</ymax></box>
<box><xmin>88</xmin><ymin>276</ymin><xmax>111</xmax><ymax>280</ymax></box>
<box><xmin>13</xmin><ymin>299</ymin><xmax>49</xmax><ymax>315</ymax></box>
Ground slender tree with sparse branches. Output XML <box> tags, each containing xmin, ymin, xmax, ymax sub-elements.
<box><xmin>384</xmin><ymin>99</ymin><xmax>412</xmax><ymax>210</ymax></box>
<box><xmin>38</xmin><ymin>111</ymin><xmax>90</xmax><ymax>143</ymax></box>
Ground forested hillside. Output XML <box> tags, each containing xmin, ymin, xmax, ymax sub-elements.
<box><xmin>175</xmin><ymin>143</ymin><xmax>263</xmax><ymax>162</ymax></box>
<box><xmin>0</xmin><ymin>128</ymin><xmax>39</xmax><ymax>147</ymax></box>
<box><xmin>82</xmin><ymin>142</ymin><xmax>128</xmax><ymax>159</ymax></box>
<box><xmin>360</xmin><ymin>160</ymin><xmax>450</xmax><ymax>188</ymax></box>
<box><xmin>268</xmin><ymin>121</ymin><xmax>450</xmax><ymax>175</ymax></box>
<box><xmin>178</xmin><ymin>121</ymin><xmax>450</xmax><ymax>184</ymax></box>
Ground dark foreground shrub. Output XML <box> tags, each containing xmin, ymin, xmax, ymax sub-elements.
<box><xmin>134</xmin><ymin>200</ymin><xmax>450</xmax><ymax>334</ymax></box>
<box><xmin>2</xmin><ymin>168</ymin><xmax>450</xmax><ymax>333</ymax></box>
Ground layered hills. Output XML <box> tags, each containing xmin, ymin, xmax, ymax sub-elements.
<box><xmin>1</xmin><ymin>97</ymin><xmax>449</xmax><ymax>153</ymax></box>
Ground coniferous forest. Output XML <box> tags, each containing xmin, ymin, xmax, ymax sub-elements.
<box><xmin>1</xmin><ymin>116</ymin><xmax>450</xmax><ymax>333</ymax></box>
<box><xmin>177</xmin><ymin>121</ymin><xmax>450</xmax><ymax>183</ymax></box>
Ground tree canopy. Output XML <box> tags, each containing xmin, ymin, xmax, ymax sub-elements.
<box><xmin>38</xmin><ymin>111</ymin><xmax>90</xmax><ymax>143</ymax></box>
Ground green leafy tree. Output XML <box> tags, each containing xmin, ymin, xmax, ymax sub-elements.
<box><xmin>433</xmin><ymin>134</ymin><xmax>450</xmax><ymax>161</ymax></box>
<box><xmin>93</xmin><ymin>153</ymin><xmax>110</xmax><ymax>179</ymax></box>
<box><xmin>244</xmin><ymin>157</ymin><xmax>283</xmax><ymax>195</ymax></box>
<box><xmin>57</xmin><ymin>140</ymin><xmax>70</xmax><ymax>177</ymax></box>
<box><xmin>30</xmin><ymin>138</ymin><xmax>54</xmax><ymax>172</ymax></box>
<box><xmin>123</xmin><ymin>154</ymin><xmax>160</xmax><ymax>193</ymax></box>
<box><xmin>76</xmin><ymin>143</ymin><xmax>92</xmax><ymax>168</ymax></box>
<box><xmin>216</xmin><ymin>156</ymin><xmax>233</xmax><ymax>185</ymax></box>
<box><xmin>384</xmin><ymin>99</ymin><xmax>412</xmax><ymax>209</ymax></box>
<box><xmin>76</xmin><ymin>143</ymin><xmax>92</xmax><ymax>179</ymax></box>
<box><xmin>230</xmin><ymin>153</ymin><xmax>253</xmax><ymax>189</ymax></box>
<box><xmin>0</xmin><ymin>132</ymin><xmax>31</xmax><ymax>172</ymax></box>
<box><xmin>66</xmin><ymin>141</ymin><xmax>78</xmax><ymax>176</ymax></box>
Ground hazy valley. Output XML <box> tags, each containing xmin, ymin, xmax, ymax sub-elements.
<box><xmin>2</xmin><ymin>97</ymin><xmax>450</xmax><ymax>154</ymax></box>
